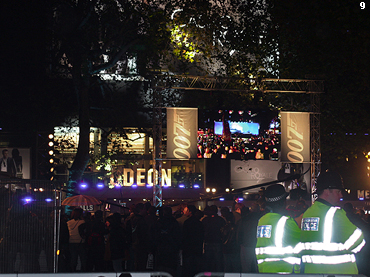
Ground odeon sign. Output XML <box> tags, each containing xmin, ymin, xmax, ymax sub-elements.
<box><xmin>110</xmin><ymin>168</ymin><xmax>172</xmax><ymax>187</ymax></box>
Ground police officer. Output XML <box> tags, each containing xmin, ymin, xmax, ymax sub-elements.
<box><xmin>255</xmin><ymin>184</ymin><xmax>301</xmax><ymax>273</ymax></box>
<box><xmin>299</xmin><ymin>170</ymin><xmax>366</xmax><ymax>274</ymax></box>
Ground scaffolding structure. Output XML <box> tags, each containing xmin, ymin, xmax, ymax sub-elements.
<box><xmin>153</xmin><ymin>76</ymin><xmax>324</xmax><ymax>204</ymax></box>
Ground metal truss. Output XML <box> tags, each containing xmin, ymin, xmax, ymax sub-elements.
<box><xmin>153</xmin><ymin>75</ymin><xmax>324</xmax><ymax>203</ymax></box>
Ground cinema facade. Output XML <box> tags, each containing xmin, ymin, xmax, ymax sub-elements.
<box><xmin>36</xmin><ymin>106</ymin><xmax>367</xmax><ymax>213</ymax></box>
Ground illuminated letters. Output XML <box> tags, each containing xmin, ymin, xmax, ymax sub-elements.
<box><xmin>110</xmin><ymin>168</ymin><xmax>172</xmax><ymax>187</ymax></box>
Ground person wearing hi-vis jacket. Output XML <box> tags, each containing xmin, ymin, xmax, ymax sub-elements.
<box><xmin>298</xmin><ymin>170</ymin><xmax>366</xmax><ymax>274</ymax></box>
<box><xmin>255</xmin><ymin>184</ymin><xmax>301</xmax><ymax>273</ymax></box>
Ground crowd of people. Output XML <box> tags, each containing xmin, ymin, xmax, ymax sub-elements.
<box><xmin>60</xmin><ymin>197</ymin><xmax>309</xmax><ymax>276</ymax></box>
<box><xmin>197</xmin><ymin>132</ymin><xmax>279</xmax><ymax>160</ymax></box>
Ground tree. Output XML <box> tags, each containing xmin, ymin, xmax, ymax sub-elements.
<box><xmin>48</xmin><ymin>0</ymin><xmax>172</xmax><ymax>191</ymax></box>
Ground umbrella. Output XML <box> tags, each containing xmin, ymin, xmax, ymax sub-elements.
<box><xmin>62</xmin><ymin>195</ymin><xmax>101</xmax><ymax>206</ymax></box>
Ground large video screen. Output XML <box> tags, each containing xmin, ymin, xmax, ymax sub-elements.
<box><xmin>214</xmin><ymin>121</ymin><xmax>260</xmax><ymax>136</ymax></box>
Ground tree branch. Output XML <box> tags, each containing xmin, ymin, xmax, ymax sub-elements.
<box><xmin>90</xmin><ymin>39</ymin><xmax>140</xmax><ymax>74</ymax></box>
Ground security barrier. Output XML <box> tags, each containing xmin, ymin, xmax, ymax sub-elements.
<box><xmin>0</xmin><ymin>272</ymin><xmax>173</xmax><ymax>277</ymax></box>
<box><xmin>194</xmin><ymin>273</ymin><xmax>366</xmax><ymax>277</ymax></box>
<box><xmin>0</xmin><ymin>179</ymin><xmax>62</xmax><ymax>273</ymax></box>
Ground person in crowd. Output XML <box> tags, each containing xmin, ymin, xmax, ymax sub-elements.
<box><xmin>176</xmin><ymin>203</ymin><xmax>190</xmax><ymax>227</ymax></box>
<box><xmin>144</xmin><ymin>205</ymin><xmax>158</xmax><ymax>260</ymax></box>
<box><xmin>85</xmin><ymin>210</ymin><xmax>107</xmax><ymax>272</ymax></box>
<box><xmin>232</xmin><ymin>202</ymin><xmax>244</xmax><ymax>224</ymax></box>
<box><xmin>182</xmin><ymin>205</ymin><xmax>204</xmax><ymax>277</ymax></box>
<box><xmin>255</xmin><ymin>184</ymin><xmax>301</xmax><ymax>273</ymax></box>
<box><xmin>299</xmin><ymin>170</ymin><xmax>366</xmax><ymax>274</ymax></box>
<box><xmin>67</xmin><ymin>208</ymin><xmax>87</xmax><ymax>272</ymax></box>
<box><xmin>153</xmin><ymin>206</ymin><xmax>181</xmax><ymax>276</ymax></box>
<box><xmin>105</xmin><ymin>213</ymin><xmax>128</xmax><ymax>272</ymax></box>
<box><xmin>220</xmin><ymin>206</ymin><xmax>230</xmax><ymax>222</ymax></box>
<box><xmin>202</xmin><ymin>205</ymin><xmax>225</xmax><ymax>272</ymax></box>
<box><xmin>128</xmin><ymin>203</ymin><xmax>150</xmax><ymax>271</ymax></box>
<box><xmin>221</xmin><ymin>210</ymin><xmax>240</xmax><ymax>272</ymax></box>
<box><xmin>237</xmin><ymin>204</ymin><xmax>262</xmax><ymax>273</ymax></box>
<box><xmin>173</xmin><ymin>203</ymin><xmax>187</xmax><ymax>219</ymax></box>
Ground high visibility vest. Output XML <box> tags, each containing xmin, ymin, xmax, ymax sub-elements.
<box><xmin>255</xmin><ymin>212</ymin><xmax>301</xmax><ymax>273</ymax></box>
<box><xmin>298</xmin><ymin>200</ymin><xmax>366</xmax><ymax>274</ymax></box>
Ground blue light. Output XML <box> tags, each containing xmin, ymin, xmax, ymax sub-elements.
<box><xmin>45</xmin><ymin>198</ymin><xmax>53</xmax><ymax>202</ymax></box>
<box><xmin>21</xmin><ymin>197</ymin><xmax>34</xmax><ymax>204</ymax></box>
<box><xmin>179</xmin><ymin>184</ymin><xmax>185</xmax><ymax>188</ymax></box>
<box><xmin>193</xmin><ymin>184</ymin><xmax>200</xmax><ymax>189</ymax></box>
<box><xmin>96</xmin><ymin>183</ymin><xmax>104</xmax><ymax>189</ymax></box>
<box><xmin>359</xmin><ymin>197</ymin><xmax>364</xmax><ymax>200</ymax></box>
<box><xmin>146</xmin><ymin>184</ymin><xmax>153</xmax><ymax>188</ymax></box>
<box><xmin>131</xmin><ymin>184</ymin><xmax>138</xmax><ymax>188</ymax></box>
<box><xmin>80</xmin><ymin>183</ymin><xmax>88</xmax><ymax>189</ymax></box>
<box><xmin>238</xmin><ymin>197</ymin><xmax>244</xmax><ymax>202</ymax></box>
<box><xmin>115</xmin><ymin>183</ymin><xmax>121</xmax><ymax>189</ymax></box>
<box><xmin>219</xmin><ymin>197</ymin><xmax>225</xmax><ymax>201</ymax></box>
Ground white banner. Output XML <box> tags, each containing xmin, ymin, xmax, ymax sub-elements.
<box><xmin>280</xmin><ymin>112</ymin><xmax>310</xmax><ymax>163</ymax></box>
<box><xmin>166</xmin><ymin>108</ymin><xmax>198</xmax><ymax>159</ymax></box>
<box><xmin>230</xmin><ymin>160</ymin><xmax>282</xmax><ymax>192</ymax></box>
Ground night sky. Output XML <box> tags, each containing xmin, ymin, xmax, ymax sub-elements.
<box><xmin>1</xmin><ymin>0</ymin><xmax>370</xmax><ymax>184</ymax></box>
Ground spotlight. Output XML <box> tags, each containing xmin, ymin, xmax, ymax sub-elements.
<box><xmin>79</xmin><ymin>183</ymin><xmax>88</xmax><ymax>189</ymax></box>
<box><xmin>211</xmin><ymin>188</ymin><xmax>216</xmax><ymax>193</ymax></box>
<box><xmin>219</xmin><ymin>198</ymin><xmax>225</xmax><ymax>201</ymax></box>
<box><xmin>206</xmin><ymin>188</ymin><xmax>210</xmax><ymax>192</ymax></box>
<box><xmin>96</xmin><ymin>183</ymin><xmax>104</xmax><ymax>189</ymax></box>
<box><xmin>21</xmin><ymin>197</ymin><xmax>34</xmax><ymax>204</ymax></box>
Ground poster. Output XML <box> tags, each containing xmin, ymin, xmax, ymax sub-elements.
<box><xmin>280</xmin><ymin>111</ymin><xmax>310</xmax><ymax>163</ymax></box>
<box><xmin>0</xmin><ymin>148</ymin><xmax>31</xmax><ymax>179</ymax></box>
<box><xmin>167</xmin><ymin>108</ymin><xmax>198</xmax><ymax>159</ymax></box>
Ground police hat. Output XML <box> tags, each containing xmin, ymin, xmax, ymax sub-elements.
<box><xmin>264</xmin><ymin>184</ymin><xmax>289</xmax><ymax>202</ymax></box>
<box><xmin>316</xmin><ymin>170</ymin><xmax>344</xmax><ymax>192</ymax></box>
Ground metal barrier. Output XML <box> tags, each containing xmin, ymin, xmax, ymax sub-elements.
<box><xmin>194</xmin><ymin>273</ymin><xmax>366</xmax><ymax>277</ymax></box>
<box><xmin>0</xmin><ymin>179</ymin><xmax>62</xmax><ymax>273</ymax></box>
<box><xmin>0</xmin><ymin>272</ymin><xmax>173</xmax><ymax>277</ymax></box>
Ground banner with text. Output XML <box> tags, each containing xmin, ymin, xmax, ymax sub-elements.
<box><xmin>230</xmin><ymin>160</ymin><xmax>282</xmax><ymax>193</ymax></box>
<box><xmin>281</xmin><ymin>111</ymin><xmax>310</xmax><ymax>163</ymax></box>
<box><xmin>167</xmin><ymin>108</ymin><xmax>198</xmax><ymax>159</ymax></box>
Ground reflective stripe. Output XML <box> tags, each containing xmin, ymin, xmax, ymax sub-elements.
<box><xmin>323</xmin><ymin>207</ymin><xmax>339</xmax><ymax>243</ymax></box>
<box><xmin>258</xmin><ymin>257</ymin><xmax>301</xmax><ymax>265</ymax></box>
<box><xmin>298</xmin><ymin>207</ymin><xmax>365</xmax><ymax>254</ymax></box>
<box><xmin>256</xmin><ymin>245</ymin><xmax>295</xmax><ymax>255</ymax></box>
<box><xmin>302</xmin><ymin>254</ymin><xmax>356</xmax><ymax>264</ymax></box>
<box><xmin>352</xmin><ymin>239</ymin><xmax>366</xmax><ymax>253</ymax></box>
<box><xmin>275</xmin><ymin>216</ymin><xmax>288</xmax><ymax>248</ymax></box>
<box><xmin>256</xmin><ymin>216</ymin><xmax>293</xmax><ymax>256</ymax></box>
<box><xmin>344</xmin><ymin>228</ymin><xmax>363</xmax><ymax>250</ymax></box>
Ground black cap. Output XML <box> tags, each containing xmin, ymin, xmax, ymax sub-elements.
<box><xmin>264</xmin><ymin>184</ymin><xmax>289</xmax><ymax>202</ymax></box>
<box><xmin>316</xmin><ymin>170</ymin><xmax>344</xmax><ymax>192</ymax></box>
